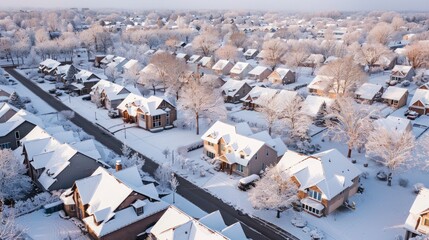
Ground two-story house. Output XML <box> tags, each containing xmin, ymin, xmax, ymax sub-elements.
<box><xmin>202</xmin><ymin>121</ymin><xmax>287</xmax><ymax>176</ymax></box>
<box><xmin>390</xmin><ymin>65</ymin><xmax>415</xmax><ymax>82</ymax></box>
<box><xmin>90</xmin><ymin>80</ymin><xmax>132</xmax><ymax>110</ymax></box>
<box><xmin>277</xmin><ymin>149</ymin><xmax>361</xmax><ymax>217</ymax></box>
<box><xmin>117</xmin><ymin>93</ymin><xmax>176</xmax><ymax>132</ymax></box>
<box><xmin>61</xmin><ymin>165</ymin><xmax>168</xmax><ymax>240</ymax></box>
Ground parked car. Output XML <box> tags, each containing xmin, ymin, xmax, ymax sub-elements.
<box><xmin>108</xmin><ymin>109</ymin><xmax>119</xmax><ymax>118</ymax></box>
<box><xmin>48</xmin><ymin>88</ymin><xmax>57</xmax><ymax>94</ymax></box>
<box><xmin>36</xmin><ymin>78</ymin><xmax>45</xmax><ymax>83</ymax></box>
<box><xmin>81</xmin><ymin>95</ymin><xmax>91</xmax><ymax>101</ymax></box>
<box><xmin>55</xmin><ymin>90</ymin><xmax>63</xmax><ymax>96</ymax></box>
<box><xmin>401</xmin><ymin>80</ymin><xmax>411</xmax><ymax>87</ymax></box>
<box><xmin>8</xmin><ymin>79</ymin><xmax>17</xmax><ymax>85</ymax></box>
<box><xmin>407</xmin><ymin>110</ymin><xmax>419</xmax><ymax>120</ymax></box>
<box><xmin>238</xmin><ymin>174</ymin><xmax>260</xmax><ymax>191</ymax></box>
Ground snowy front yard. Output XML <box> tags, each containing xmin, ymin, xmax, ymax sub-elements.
<box><xmin>16</xmin><ymin>210</ymin><xmax>90</xmax><ymax>240</ymax></box>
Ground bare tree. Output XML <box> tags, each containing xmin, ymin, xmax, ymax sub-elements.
<box><xmin>228</xmin><ymin>32</ymin><xmax>246</xmax><ymax>48</ymax></box>
<box><xmin>150</xmin><ymin>52</ymin><xmax>187</xmax><ymax>95</ymax></box>
<box><xmin>355</xmin><ymin>43</ymin><xmax>391</xmax><ymax>73</ymax></box>
<box><xmin>319</xmin><ymin>56</ymin><xmax>367</xmax><ymax>98</ymax></box>
<box><xmin>215</xmin><ymin>45</ymin><xmax>239</xmax><ymax>62</ymax></box>
<box><xmin>177</xmin><ymin>78</ymin><xmax>226</xmax><ymax>135</ymax></box>
<box><xmin>367</xmin><ymin>22</ymin><xmax>394</xmax><ymax>45</ymax></box>
<box><xmin>325</xmin><ymin>98</ymin><xmax>373</xmax><ymax>158</ymax></box>
<box><xmin>192</xmin><ymin>31</ymin><xmax>220</xmax><ymax>56</ymax></box>
<box><xmin>170</xmin><ymin>173</ymin><xmax>179</xmax><ymax>204</ymax></box>
<box><xmin>282</xmin><ymin>97</ymin><xmax>312</xmax><ymax>141</ymax></box>
<box><xmin>365</xmin><ymin>126</ymin><xmax>415</xmax><ymax>186</ymax></box>
<box><xmin>405</xmin><ymin>42</ymin><xmax>429</xmax><ymax>69</ymax></box>
<box><xmin>261</xmin><ymin>39</ymin><xmax>287</xmax><ymax>70</ymax></box>
<box><xmin>120</xmin><ymin>144</ymin><xmax>145</xmax><ymax>177</ymax></box>
<box><xmin>0</xmin><ymin>213</ymin><xmax>25</xmax><ymax>240</ymax></box>
<box><xmin>255</xmin><ymin>93</ymin><xmax>284</xmax><ymax>136</ymax></box>
<box><xmin>248</xmin><ymin>166</ymin><xmax>298</xmax><ymax>218</ymax></box>
<box><xmin>139</xmin><ymin>64</ymin><xmax>162</xmax><ymax>96</ymax></box>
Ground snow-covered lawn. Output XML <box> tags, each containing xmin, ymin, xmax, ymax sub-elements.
<box><xmin>16</xmin><ymin>210</ymin><xmax>90</xmax><ymax>240</ymax></box>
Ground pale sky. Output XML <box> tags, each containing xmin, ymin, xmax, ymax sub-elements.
<box><xmin>1</xmin><ymin>0</ymin><xmax>429</xmax><ymax>12</ymax></box>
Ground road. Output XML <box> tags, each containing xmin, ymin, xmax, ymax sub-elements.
<box><xmin>5</xmin><ymin>67</ymin><xmax>299</xmax><ymax>240</ymax></box>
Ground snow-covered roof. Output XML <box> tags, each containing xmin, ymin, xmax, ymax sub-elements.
<box><xmin>52</xmin><ymin>131</ymin><xmax>78</xmax><ymax>144</ymax></box>
<box><xmin>251</xmin><ymin>131</ymin><xmax>287</xmax><ymax>157</ymax></box>
<box><xmin>75</xmin><ymin>70</ymin><xmax>99</xmax><ymax>82</ymax></box>
<box><xmin>277</xmin><ymin>149</ymin><xmax>361</xmax><ymax>200</ymax></box>
<box><xmin>391</xmin><ymin>65</ymin><xmax>413</xmax><ymax>78</ymax></box>
<box><xmin>382</xmin><ymin>86</ymin><xmax>408</xmax><ymax>101</ymax></box>
<box><xmin>91</xmin><ymin>80</ymin><xmax>133</xmax><ymax>101</ymax></box>
<box><xmin>404</xmin><ymin>188</ymin><xmax>429</xmax><ymax>234</ymax></box>
<box><xmin>76</xmin><ymin>166</ymin><xmax>165</xmax><ymax>237</ymax></box>
<box><xmin>151</xmin><ymin>206</ymin><xmax>247</xmax><ymax>240</ymax></box>
<box><xmin>241</xmin><ymin>86</ymin><xmax>277</xmax><ymax>103</ymax></box>
<box><xmin>187</xmin><ymin>55</ymin><xmax>202</xmax><ymax>63</ymax></box>
<box><xmin>198</xmin><ymin>56</ymin><xmax>213</xmax><ymax>67</ymax></box>
<box><xmin>302</xmin><ymin>95</ymin><xmax>333</xmax><ymax>117</ymax></box>
<box><xmin>202</xmin><ymin>121</ymin><xmax>253</xmax><ymax>144</ymax></box>
<box><xmin>100</xmin><ymin>55</ymin><xmax>115</xmax><ymax>64</ymax></box>
<box><xmin>230</xmin><ymin>62</ymin><xmax>251</xmax><ymax>75</ymax></box>
<box><xmin>212</xmin><ymin>60</ymin><xmax>232</xmax><ymax>71</ymax></box>
<box><xmin>123</xmin><ymin>59</ymin><xmax>138</xmax><ymax>70</ymax></box>
<box><xmin>243</xmin><ymin>48</ymin><xmax>258</xmax><ymax>57</ymax></box>
<box><xmin>39</xmin><ymin>59</ymin><xmax>61</xmax><ymax>71</ymax></box>
<box><xmin>307</xmin><ymin>75</ymin><xmax>332</xmax><ymax>91</ymax></box>
<box><xmin>374</xmin><ymin>116</ymin><xmax>412</xmax><ymax>134</ymax></box>
<box><xmin>410</xmin><ymin>88</ymin><xmax>429</xmax><ymax>108</ymax></box>
<box><xmin>117</xmin><ymin>93</ymin><xmax>172</xmax><ymax>117</ymax></box>
<box><xmin>176</xmin><ymin>53</ymin><xmax>188</xmax><ymax>59</ymax></box>
<box><xmin>0</xmin><ymin>85</ymin><xmax>15</xmax><ymax>96</ymax></box>
<box><xmin>355</xmin><ymin>83</ymin><xmax>383</xmax><ymax>100</ymax></box>
<box><xmin>0</xmin><ymin>102</ymin><xmax>18</xmax><ymax>122</ymax></box>
<box><xmin>269</xmin><ymin>68</ymin><xmax>292</xmax><ymax>80</ymax></box>
<box><xmin>221</xmin><ymin>79</ymin><xmax>248</xmax><ymax>97</ymax></box>
<box><xmin>56</xmin><ymin>65</ymin><xmax>72</xmax><ymax>75</ymax></box>
<box><xmin>248</xmin><ymin>66</ymin><xmax>270</xmax><ymax>76</ymax></box>
<box><xmin>0</xmin><ymin>110</ymin><xmax>43</xmax><ymax>137</ymax></box>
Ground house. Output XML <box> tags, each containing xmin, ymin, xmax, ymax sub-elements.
<box><xmin>374</xmin><ymin>116</ymin><xmax>412</xmax><ymax>134</ymax></box>
<box><xmin>100</xmin><ymin>55</ymin><xmax>115</xmax><ymax>68</ymax></box>
<box><xmin>187</xmin><ymin>55</ymin><xmax>202</xmax><ymax>64</ymax></box>
<box><xmin>94</xmin><ymin>55</ymin><xmax>107</xmax><ymax>68</ymax></box>
<box><xmin>243</xmin><ymin>48</ymin><xmax>259</xmax><ymax>60</ymax></box>
<box><xmin>0</xmin><ymin>110</ymin><xmax>42</xmax><ymax>150</ymax></box>
<box><xmin>201</xmin><ymin>121</ymin><xmax>286</xmax><ymax>176</ymax></box>
<box><xmin>117</xmin><ymin>93</ymin><xmax>176</xmax><ymax>132</ymax></box>
<box><xmin>0</xmin><ymin>85</ymin><xmax>14</xmax><ymax>103</ymax></box>
<box><xmin>55</xmin><ymin>64</ymin><xmax>79</xmax><ymax>84</ymax></box>
<box><xmin>302</xmin><ymin>95</ymin><xmax>333</xmax><ymax>118</ymax></box>
<box><xmin>230</xmin><ymin>62</ymin><xmax>253</xmax><ymax>80</ymax></box>
<box><xmin>247</xmin><ymin>66</ymin><xmax>272</xmax><ymax>81</ymax></box>
<box><xmin>382</xmin><ymin>86</ymin><xmax>408</xmax><ymax>108</ymax></box>
<box><xmin>354</xmin><ymin>83</ymin><xmax>384</xmax><ymax>104</ymax></box>
<box><xmin>122</xmin><ymin>59</ymin><xmax>139</xmax><ymax>74</ymax></box>
<box><xmin>268</xmin><ymin>68</ymin><xmax>296</xmax><ymax>85</ymax></box>
<box><xmin>212</xmin><ymin>60</ymin><xmax>234</xmax><ymax>76</ymax></box>
<box><xmin>409</xmin><ymin>87</ymin><xmax>429</xmax><ymax>115</ymax></box>
<box><xmin>220</xmin><ymin>79</ymin><xmax>252</xmax><ymax>103</ymax></box>
<box><xmin>90</xmin><ymin>80</ymin><xmax>132</xmax><ymax>110</ymax></box>
<box><xmin>150</xmin><ymin>206</ymin><xmax>248</xmax><ymax>240</ymax></box>
<box><xmin>255</xmin><ymin>50</ymin><xmax>266</xmax><ymax>61</ymax></box>
<box><xmin>23</xmin><ymin>136</ymin><xmax>105</xmax><ymax>191</ymax></box>
<box><xmin>404</xmin><ymin>188</ymin><xmax>429</xmax><ymax>240</ymax></box>
<box><xmin>241</xmin><ymin>86</ymin><xmax>278</xmax><ymax>110</ymax></box>
<box><xmin>0</xmin><ymin>103</ymin><xmax>18</xmax><ymax>123</ymax></box>
<box><xmin>301</xmin><ymin>54</ymin><xmax>325</xmax><ymax>68</ymax></box>
<box><xmin>72</xmin><ymin>70</ymin><xmax>101</xmax><ymax>95</ymax></box>
<box><xmin>307</xmin><ymin>75</ymin><xmax>332</xmax><ymax>97</ymax></box>
<box><xmin>390</xmin><ymin>65</ymin><xmax>415</xmax><ymax>82</ymax></box>
<box><xmin>277</xmin><ymin>149</ymin><xmax>361</xmax><ymax>217</ymax></box>
<box><xmin>61</xmin><ymin>165</ymin><xmax>168</xmax><ymax>240</ymax></box>
<box><xmin>39</xmin><ymin>59</ymin><xmax>61</xmax><ymax>75</ymax></box>
<box><xmin>374</xmin><ymin>54</ymin><xmax>397</xmax><ymax>70</ymax></box>
<box><xmin>198</xmin><ymin>56</ymin><xmax>215</xmax><ymax>68</ymax></box>
<box><xmin>175</xmin><ymin>53</ymin><xmax>190</xmax><ymax>61</ymax></box>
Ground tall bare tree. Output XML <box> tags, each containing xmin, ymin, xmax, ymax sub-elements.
<box><xmin>355</xmin><ymin>43</ymin><xmax>391</xmax><ymax>73</ymax></box>
<box><xmin>261</xmin><ymin>39</ymin><xmax>287</xmax><ymax>70</ymax></box>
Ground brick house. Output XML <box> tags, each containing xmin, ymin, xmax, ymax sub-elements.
<box><xmin>201</xmin><ymin>121</ymin><xmax>286</xmax><ymax>176</ymax></box>
<box><xmin>277</xmin><ymin>149</ymin><xmax>361</xmax><ymax>217</ymax></box>
<box><xmin>117</xmin><ymin>93</ymin><xmax>176</xmax><ymax>132</ymax></box>
<box><xmin>61</xmin><ymin>165</ymin><xmax>168</xmax><ymax>240</ymax></box>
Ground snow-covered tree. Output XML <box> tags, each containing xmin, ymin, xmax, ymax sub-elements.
<box><xmin>367</xmin><ymin>22</ymin><xmax>394</xmax><ymax>45</ymax></box>
<box><xmin>105</xmin><ymin>65</ymin><xmax>121</xmax><ymax>82</ymax></box>
<box><xmin>261</xmin><ymin>39</ymin><xmax>287</xmax><ymax>70</ymax></box>
<box><xmin>8</xmin><ymin>92</ymin><xmax>25</xmax><ymax>109</ymax></box>
<box><xmin>355</xmin><ymin>43</ymin><xmax>390</xmax><ymax>73</ymax></box>
<box><xmin>170</xmin><ymin>173</ymin><xmax>179</xmax><ymax>204</ymax></box>
<box><xmin>0</xmin><ymin>213</ymin><xmax>25</xmax><ymax>240</ymax></box>
<box><xmin>0</xmin><ymin>149</ymin><xmax>32</xmax><ymax>201</ymax></box>
<box><xmin>139</xmin><ymin>64</ymin><xmax>162</xmax><ymax>96</ymax></box>
<box><xmin>365</xmin><ymin>126</ymin><xmax>415</xmax><ymax>185</ymax></box>
<box><xmin>191</xmin><ymin>31</ymin><xmax>220</xmax><ymax>56</ymax></box>
<box><xmin>123</xmin><ymin>62</ymin><xmax>141</xmax><ymax>87</ymax></box>
<box><xmin>319</xmin><ymin>56</ymin><xmax>367</xmax><ymax>98</ymax></box>
<box><xmin>177</xmin><ymin>77</ymin><xmax>226</xmax><ymax>135</ymax></box>
<box><xmin>325</xmin><ymin>98</ymin><xmax>373</xmax><ymax>158</ymax></box>
<box><xmin>215</xmin><ymin>45</ymin><xmax>239</xmax><ymax>62</ymax></box>
<box><xmin>418</xmin><ymin>135</ymin><xmax>429</xmax><ymax>171</ymax></box>
<box><xmin>248</xmin><ymin>166</ymin><xmax>298</xmax><ymax>218</ymax></box>
<box><xmin>405</xmin><ymin>42</ymin><xmax>429</xmax><ymax>69</ymax></box>
<box><xmin>282</xmin><ymin>97</ymin><xmax>312</xmax><ymax>141</ymax></box>
<box><xmin>120</xmin><ymin>144</ymin><xmax>145</xmax><ymax>177</ymax></box>
<box><xmin>155</xmin><ymin>163</ymin><xmax>172</xmax><ymax>191</ymax></box>
<box><xmin>255</xmin><ymin>94</ymin><xmax>285</xmax><ymax>136</ymax></box>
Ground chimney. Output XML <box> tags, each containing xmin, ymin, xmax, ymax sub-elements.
<box><xmin>115</xmin><ymin>160</ymin><xmax>122</xmax><ymax>172</ymax></box>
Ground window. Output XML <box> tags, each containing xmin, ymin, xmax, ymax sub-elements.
<box><xmin>236</xmin><ymin>164</ymin><xmax>244</xmax><ymax>173</ymax></box>
<box><xmin>266</xmin><ymin>149</ymin><xmax>269</xmax><ymax>156</ymax></box>
<box><xmin>16</xmin><ymin>141</ymin><xmax>21</xmax><ymax>147</ymax></box>
<box><xmin>208</xmin><ymin>142</ymin><xmax>214</xmax><ymax>147</ymax></box>
<box><xmin>0</xmin><ymin>142</ymin><xmax>10</xmax><ymax>149</ymax></box>
<box><xmin>70</xmin><ymin>205</ymin><xmax>75</xmax><ymax>211</ymax></box>
<box><xmin>206</xmin><ymin>151</ymin><xmax>215</xmax><ymax>158</ymax></box>
<box><xmin>302</xmin><ymin>204</ymin><xmax>320</xmax><ymax>215</ymax></box>
<box><xmin>240</xmin><ymin>153</ymin><xmax>245</xmax><ymax>159</ymax></box>
<box><xmin>255</xmin><ymin>153</ymin><xmax>257</xmax><ymax>159</ymax></box>
<box><xmin>152</xmin><ymin>115</ymin><xmax>161</xmax><ymax>128</ymax></box>
<box><xmin>424</xmin><ymin>218</ymin><xmax>429</xmax><ymax>226</ymax></box>
<box><xmin>15</xmin><ymin>131</ymin><xmax>20</xmax><ymax>139</ymax></box>
<box><xmin>136</xmin><ymin>207</ymin><xmax>144</xmax><ymax>216</ymax></box>
<box><xmin>308</xmin><ymin>190</ymin><xmax>322</xmax><ymax>201</ymax></box>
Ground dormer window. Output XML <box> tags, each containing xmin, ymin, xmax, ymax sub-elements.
<box><xmin>132</xmin><ymin>199</ymin><xmax>146</xmax><ymax>216</ymax></box>
<box><xmin>136</xmin><ymin>206</ymin><xmax>144</xmax><ymax>216</ymax></box>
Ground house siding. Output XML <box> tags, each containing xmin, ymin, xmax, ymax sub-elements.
<box><xmin>0</xmin><ymin>121</ymin><xmax>35</xmax><ymax>150</ymax></box>
<box><xmin>0</xmin><ymin>109</ymin><xmax>17</xmax><ymax>123</ymax></box>
<box><xmin>384</xmin><ymin>91</ymin><xmax>408</xmax><ymax>108</ymax></box>
<box><xmin>245</xmin><ymin>145</ymin><xmax>278</xmax><ymax>176</ymax></box>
